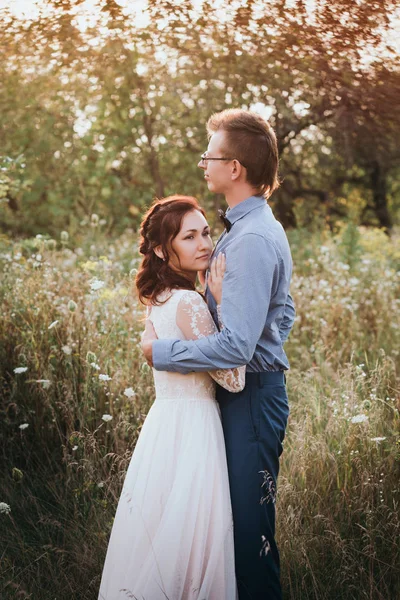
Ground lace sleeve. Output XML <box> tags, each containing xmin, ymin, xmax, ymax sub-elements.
<box><xmin>176</xmin><ymin>291</ymin><xmax>246</xmax><ymax>393</ymax></box>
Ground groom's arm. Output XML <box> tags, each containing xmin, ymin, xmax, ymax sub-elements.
<box><xmin>279</xmin><ymin>292</ymin><xmax>295</xmax><ymax>343</ymax></box>
<box><xmin>151</xmin><ymin>233</ymin><xmax>277</xmax><ymax>374</ymax></box>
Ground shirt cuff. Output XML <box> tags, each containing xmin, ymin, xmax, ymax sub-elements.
<box><xmin>152</xmin><ymin>338</ymin><xmax>174</xmax><ymax>371</ymax></box>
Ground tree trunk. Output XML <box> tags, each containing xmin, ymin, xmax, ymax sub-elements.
<box><xmin>370</xmin><ymin>161</ymin><xmax>392</xmax><ymax>231</ymax></box>
<box><xmin>142</xmin><ymin>109</ymin><xmax>165</xmax><ymax>199</ymax></box>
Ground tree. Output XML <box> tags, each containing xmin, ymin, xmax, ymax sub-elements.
<box><xmin>0</xmin><ymin>0</ymin><xmax>398</xmax><ymax>235</ymax></box>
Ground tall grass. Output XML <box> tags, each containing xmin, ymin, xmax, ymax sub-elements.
<box><xmin>0</xmin><ymin>224</ymin><xmax>399</xmax><ymax>599</ymax></box>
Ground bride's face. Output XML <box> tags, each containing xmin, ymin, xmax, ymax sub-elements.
<box><xmin>169</xmin><ymin>210</ymin><xmax>213</xmax><ymax>279</ymax></box>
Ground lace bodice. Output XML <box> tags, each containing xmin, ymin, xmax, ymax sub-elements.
<box><xmin>148</xmin><ymin>289</ymin><xmax>245</xmax><ymax>402</ymax></box>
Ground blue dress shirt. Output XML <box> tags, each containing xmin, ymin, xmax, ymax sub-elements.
<box><xmin>152</xmin><ymin>195</ymin><xmax>295</xmax><ymax>373</ymax></box>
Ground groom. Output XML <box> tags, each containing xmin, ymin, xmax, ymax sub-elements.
<box><xmin>142</xmin><ymin>108</ymin><xmax>295</xmax><ymax>599</ymax></box>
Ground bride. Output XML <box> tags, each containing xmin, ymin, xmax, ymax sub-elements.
<box><xmin>98</xmin><ymin>195</ymin><xmax>245</xmax><ymax>600</ymax></box>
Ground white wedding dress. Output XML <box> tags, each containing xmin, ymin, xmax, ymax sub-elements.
<box><xmin>98</xmin><ymin>289</ymin><xmax>245</xmax><ymax>600</ymax></box>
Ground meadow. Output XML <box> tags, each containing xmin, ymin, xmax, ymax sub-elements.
<box><xmin>0</xmin><ymin>222</ymin><xmax>399</xmax><ymax>600</ymax></box>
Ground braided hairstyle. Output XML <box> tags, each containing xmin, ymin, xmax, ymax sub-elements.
<box><xmin>135</xmin><ymin>195</ymin><xmax>206</xmax><ymax>305</ymax></box>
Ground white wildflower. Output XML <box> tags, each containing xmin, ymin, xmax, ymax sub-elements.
<box><xmin>90</xmin><ymin>362</ymin><xmax>100</xmax><ymax>370</ymax></box>
<box><xmin>14</xmin><ymin>367</ymin><xmax>28</xmax><ymax>374</ymax></box>
<box><xmin>370</xmin><ymin>437</ymin><xmax>386</xmax><ymax>443</ymax></box>
<box><xmin>62</xmin><ymin>345</ymin><xmax>72</xmax><ymax>355</ymax></box>
<box><xmin>99</xmin><ymin>374</ymin><xmax>111</xmax><ymax>381</ymax></box>
<box><xmin>90</xmin><ymin>278</ymin><xmax>105</xmax><ymax>292</ymax></box>
<box><xmin>97</xmin><ymin>482</ymin><xmax>105</xmax><ymax>488</ymax></box>
<box><xmin>48</xmin><ymin>320</ymin><xmax>59</xmax><ymax>330</ymax></box>
<box><xmin>36</xmin><ymin>379</ymin><xmax>51</xmax><ymax>389</ymax></box>
<box><xmin>60</xmin><ymin>231</ymin><xmax>69</xmax><ymax>242</ymax></box>
<box><xmin>350</xmin><ymin>414</ymin><xmax>368</xmax><ymax>424</ymax></box>
<box><xmin>72</xmin><ymin>445</ymin><xmax>78</xmax><ymax>451</ymax></box>
<box><xmin>102</xmin><ymin>414</ymin><xmax>113</xmax><ymax>422</ymax></box>
<box><xmin>0</xmin><ymin>502</ymin><xmax>11</xmax><ymax>515</ymax></box>
<box><xmin>19</xmin><ymin>423</ymin><xmax>29</xmax><ymax>430</ymax></box>
<box><xmin>123</xmin><ymin>387</ymin><xmax>135</xmax><ymax>398</ymax></box>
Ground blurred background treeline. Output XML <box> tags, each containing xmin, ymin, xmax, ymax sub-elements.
<box><xmin>1</xmin><ymin>0</ymin><xmax>400</xmax><ymax>237</ymax></box>
<box><xmin>1</xmin><ymin>1</ymin><xmax>400</xmax><ymax>599</ymax></box>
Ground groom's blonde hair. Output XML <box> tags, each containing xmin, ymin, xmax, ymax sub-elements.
<box><xmin>206</xmin><ymin>109</ymin><xmax>280</xmax><ymax>198</ymax></box>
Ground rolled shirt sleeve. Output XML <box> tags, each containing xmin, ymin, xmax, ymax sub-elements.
<box><xmin>279</xmin><ymin>292</ymin><xmax>296</xmax><ymax>343</ymax></box>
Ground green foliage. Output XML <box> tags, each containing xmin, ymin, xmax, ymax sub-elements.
<box><xmin>0</xmin><ymin>0</ymin><xmax>399</xmax><ymax>236</ymax></box>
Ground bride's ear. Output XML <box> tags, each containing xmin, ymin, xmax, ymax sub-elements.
<box><xmin>153</xmin><ymin>246</ymin><xmax>165</xmax><ymax>261</ymax></box>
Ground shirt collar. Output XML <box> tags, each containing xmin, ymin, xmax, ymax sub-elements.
<box><xmin>225</xmin><ymin>195</ymin><xmax>266</xmax><ymax>226</ymax></box>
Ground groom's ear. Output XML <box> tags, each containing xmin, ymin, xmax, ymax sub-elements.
<box><xmin>153</xmin><ymin>245</ymin><xmax>165</xmax><ymax>261</ymax></box>
<box><xmin>231</xmin><ymin>159</ymin><xmax>243</xmax><ymax>182</ymax></box>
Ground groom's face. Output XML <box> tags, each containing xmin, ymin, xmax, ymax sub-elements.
<box><xmin>198</xmin><ymin>130</ymin><xmax>234</xmax><ymax>195</ymax></box>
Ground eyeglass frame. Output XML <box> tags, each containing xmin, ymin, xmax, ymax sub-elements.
<box><xmin>200</xmin><ymin>152</ymin><xmax>246</xmax><ymax>168</ymax></box>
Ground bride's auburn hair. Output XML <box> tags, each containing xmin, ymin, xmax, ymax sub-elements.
<box><xmin>135</xmin><ymin>195</ymin><xmax>206</xmax><ymax>305</ymax></box>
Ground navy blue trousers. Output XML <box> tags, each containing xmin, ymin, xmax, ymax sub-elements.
<box><xmin>217</xmin><ymin>371</ymin><xmax>289</xmax><ymax>600</ymax></box>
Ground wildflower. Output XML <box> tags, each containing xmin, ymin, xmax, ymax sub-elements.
<box><xmin>81</xmin><ymin>260</ymin><xmax>98</xmax><ymax>272</ymax></box>
<box><xmin>68</xmin><ymin>300</ymin><xmax>77</xmax><ymax>312</ymax></box>
<box><xmin>90</xmin><ymin>362</ymin><xmax>100</xmax><ymax>370</ymax></box>
<box><xmin>48</xmin><ymin>320</ymin><xmax>59</xmax><ymax>330</ymax></box>
<box><xmin>86</xmin><ymin>351</ymin><xmax>97</xmax><ymax>363</ymax></box>
<box><xmin>62</xmin><ymin>345</ymin><xmax>72</xmax><ymax>355</ymax></box>
<box><xmin>72</xmin><ymin>445</ymin><xmax>78</xmax><ymax>451</ymax></box>
<box><xmin>350</xmin><ymin>414</ymin><xmax>368</xmax><ymax>424</ymax></box>
<box><xmin>60</xmin><ymin>231</ymin><xmax>69</xmax><ymax>242</ymax></box>
<box><xmin>36</xmin><ymin>379</ymin><xmax>51</xmax><ymax>389</ymax></box>
<box><xmin>124</xmin><ymin>387</ymin><xmax>135</xmax><ymax>398</ymax></box>
<box><xmin>45</xmin><ymin>239</ymin><xmax>56</xmax><ymax>251</ymax></box>
<box><xmin>102</xmin><ymin>414</ymin><xmax>113</xmax><ymax>422</ymax></box>
<box><xmin>97</xmin><ymin>482</ymin><xmax>105</xmax><ymax>488</ymax></box>
<box><xmin>91</xmin><ymin>213</ymin><xmax>99</xmax><ymax>226</ymax></box>
<box><xmin>14</xmin><ymin>367</ymin><xmax>28</xmax><ymax>374</ymax></box>
<box><xmin>99</xmin><ymin>374</ymin><xmax>111</xmax><ymax>381</ymax></box>
<box><xmin>0</xmin><ymin>502</ymin><xmax>11</xmax><ymax>515</ymax></box>
<box><xmin>370</xmin><ymin>437</ymin><xmax>386</xmax><ymax>443</ymax></box>
<box><xmin>99</xmin><ymin>288</ymin><xmax>116</xmax><ymax>301</ymax></box>
<box><xmin>90</xmin><ymin>278</ymin><xmax>105</xmax><ymax>292</ymax></box>
<box><xmin>19</xmin><ymin>423</ymin><xmax>29</xmax><ymax>430</ymax></box>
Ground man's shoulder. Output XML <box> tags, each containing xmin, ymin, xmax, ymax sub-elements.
<box><xmin>235</xmin><ymin>208</ymin><xmax>287</xmax><ymax>245</ymax></box>
<box><xmin>229</xmin><ymin>210</ymin><xmax>291</xmax><ymax>263</ymax></box>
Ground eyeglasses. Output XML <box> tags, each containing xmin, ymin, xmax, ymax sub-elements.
<box><xmin>200</xmin><ymin>152</ymin><xmax>246</xmax><ymax>168</ymax></box>
<box><xmin>200</xmin><ymin>152</ymin><xmax>235</xmax><ymax>165</ymax></box>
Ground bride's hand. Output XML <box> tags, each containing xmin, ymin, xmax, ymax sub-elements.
<box><xmin>207</xmin><ymin>253</ymin><xmax>226</xmax><ymax>305</ymax></box>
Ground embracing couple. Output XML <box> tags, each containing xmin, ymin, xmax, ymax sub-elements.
<box><xmin>98</xmin><ymin>108</ymin><xmax>295</xmax><ymax>600</ymax></box>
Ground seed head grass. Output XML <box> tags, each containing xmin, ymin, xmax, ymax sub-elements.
<box><xmin>0</xmin><ymin>226</ymin><xmax>399</xmax><ymax>599</ymax></box>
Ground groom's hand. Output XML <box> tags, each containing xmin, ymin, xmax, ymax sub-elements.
<box><xmin>141</xmin><ymin>319</ymin><xmax>158</xmax><ymax>366</ymax></box>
